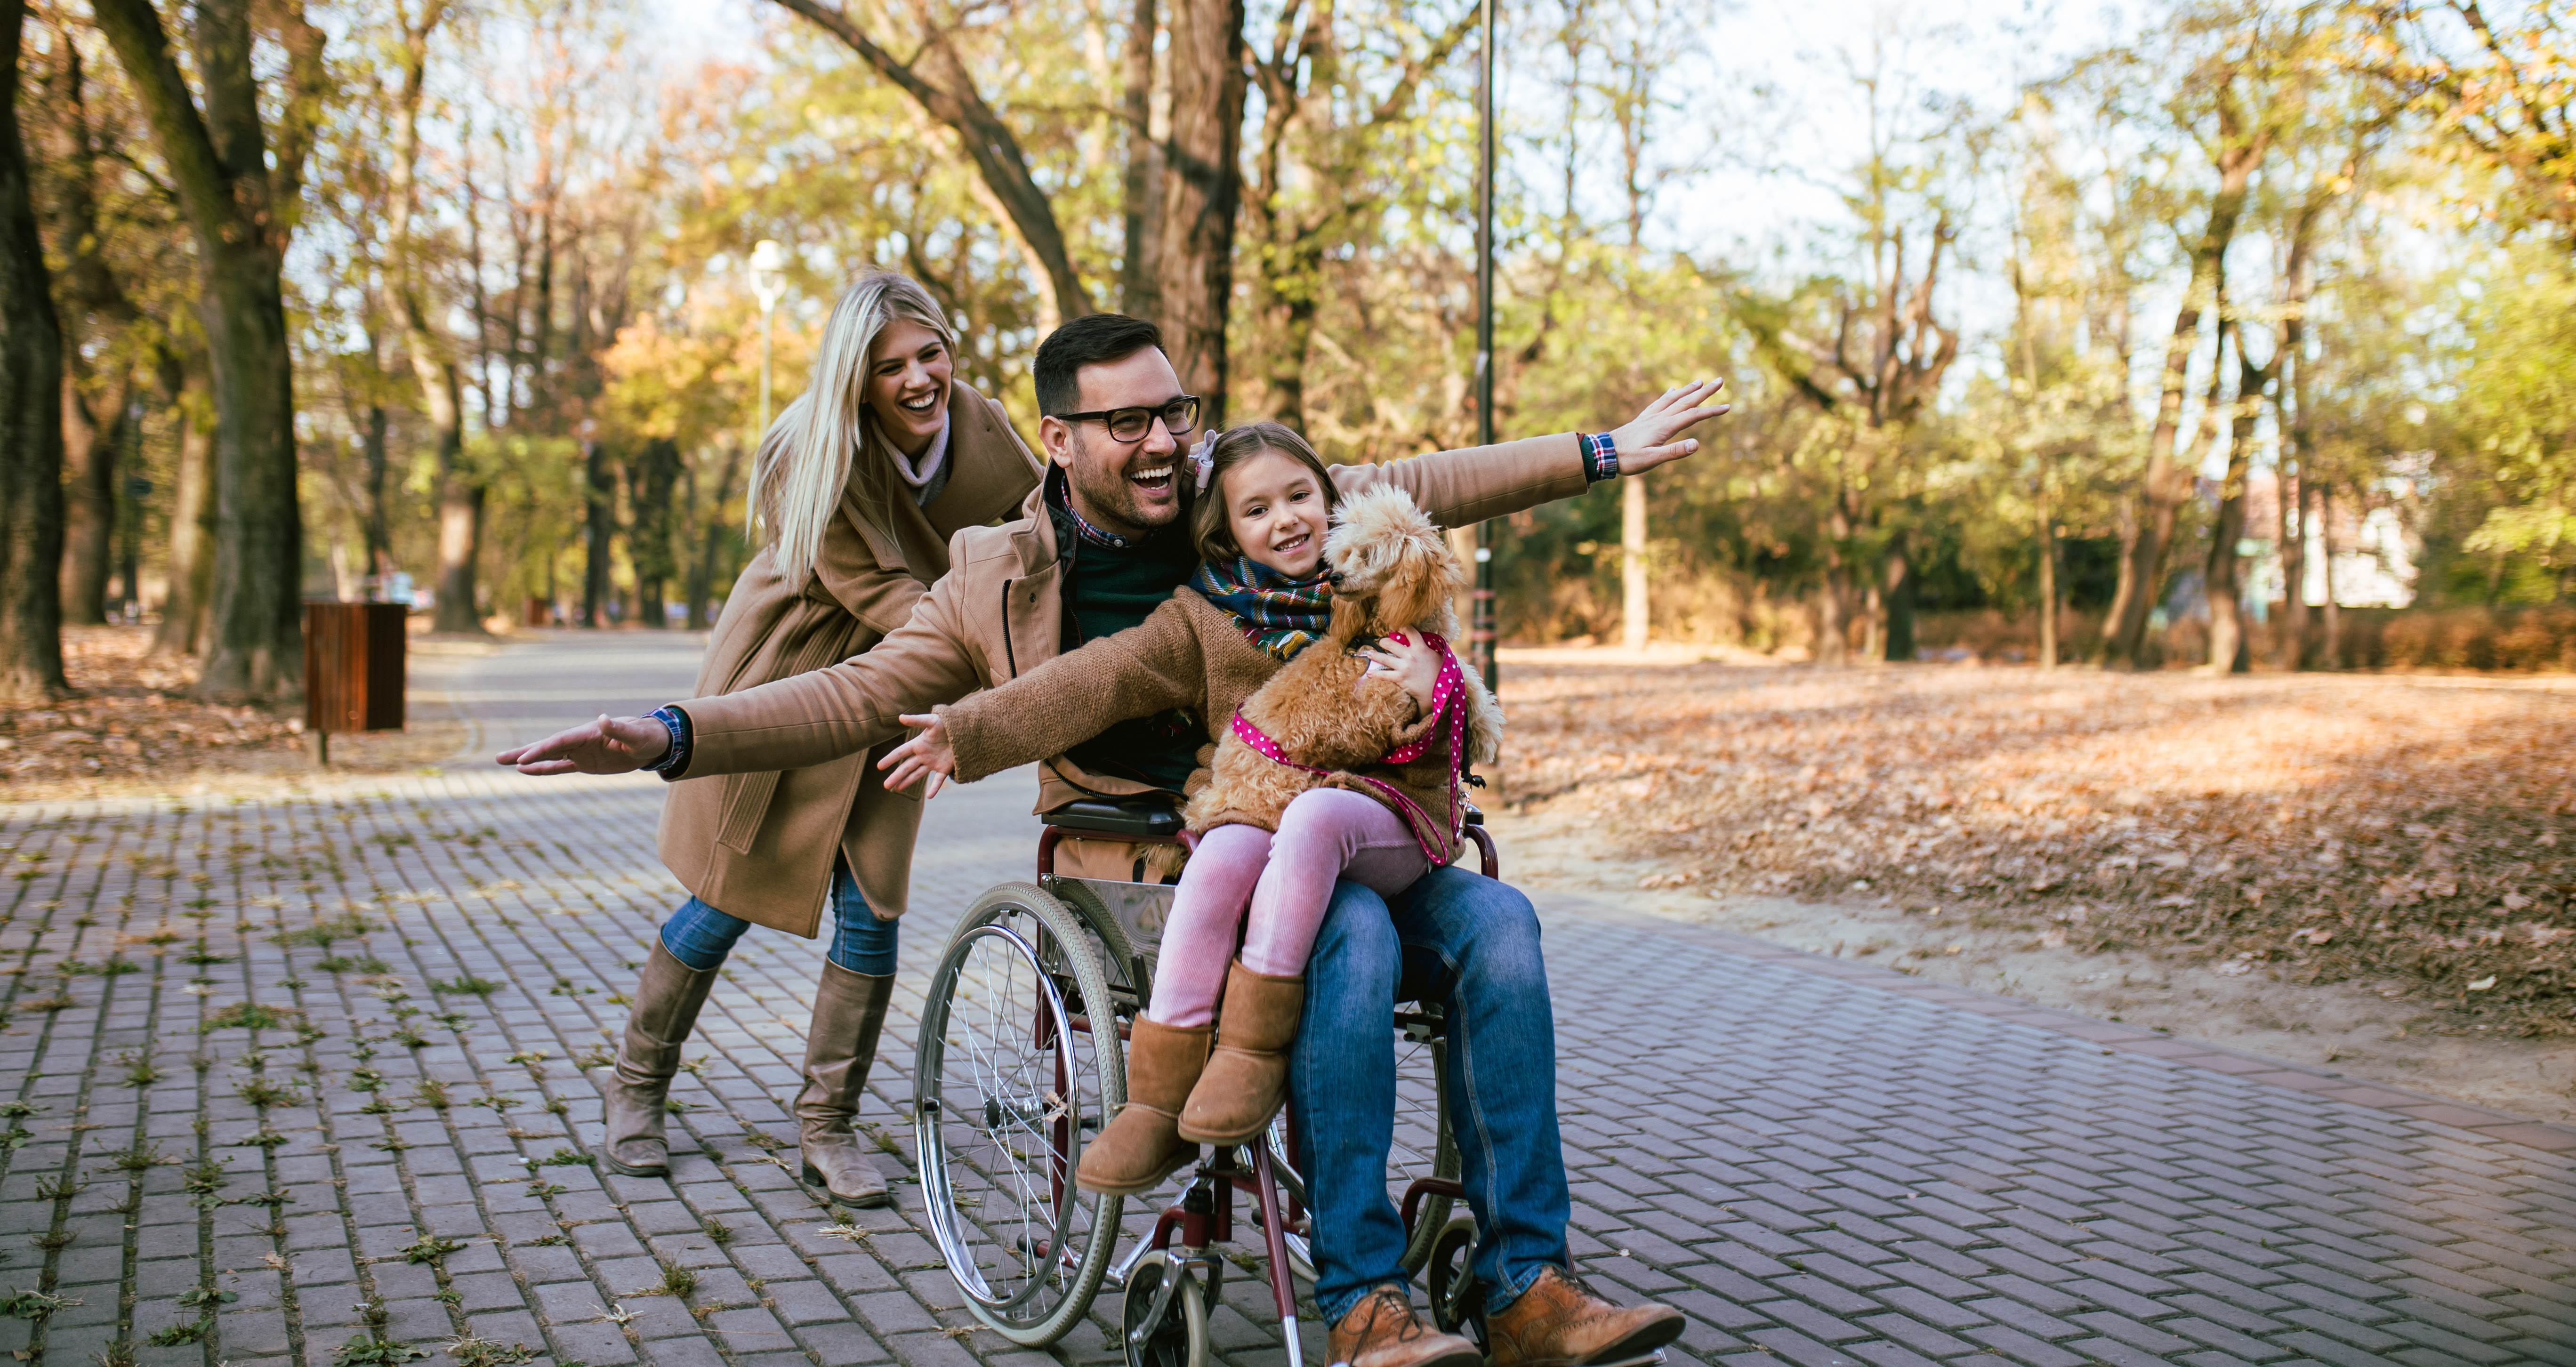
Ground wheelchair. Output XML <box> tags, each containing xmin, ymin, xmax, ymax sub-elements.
<box><xmin>909</xmin><ymin>795</ymin><xmax>1503</xmax><ymax>1364</ymax></box>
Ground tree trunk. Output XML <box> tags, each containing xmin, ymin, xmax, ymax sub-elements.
<box><xmin>1621</xmin><ymin>474</ymin><xmax>1648</xmax><ymax>650</ymax></box>
<box><xmin>1158</xmin><ymin>0</ymin><xmax>1247</xmax><ymax>425</ymax></box>
<box><xmin>0</xmin><ymin>0</ymin><xmax>68</xmax><ymax>700</ymax></box>
<box><xmin>58</xmin><ymin>375</ymin><xmax>129</xmax><ymax>625</ymax></box>
<box><xmin>2103</xmin><ymin>86</ymin><xmax>2268</xmax><ymax>668</ymax></box>
<box><xmin>2037</xmin><ymin>496</ymin><xmax>2059</xmax><ymax>670</ymax></box>
<box><xmin>1881</xmin><ymin>530</ymin><xmax>1915</xmax><ymax>663</ymax></box>
<box><xmin>152</xmin><ymin>360</ymin><xmax>214</xmax><ymax>656</ymax></box>
<box><xmin>685</xmin><ymin>438</ymin><xmax>745</xmax><ymax>631</ymax></box>
<box><xmin>629</xmin><ymin>437</ymin><xmax>681</xmax><ymax>629</ymax></box>
<box><xmin>582</xmin><ymin>439</ymin><xmax>614</xmax><ymax>627</ymax></box>
<box><xmin>1119</xmin><ymin>0</ymin><xmax>1164</xmax><ymax>321</ymax></box>
<box><xmin>434</xmin><ymin>481</ymin><xmax>483</xmax><ymax>631</ymax></box>
<box><xmin>92</xmin><ymin>0</ymin><xmax>322</xmax><ymax>703</ymax></box>
<box><xmin>361</xmin><ymin>403</ymin><xmax>391</xmax><ymax>579</ymax></box>
<box><xmin>2205</xmin><ymin>324</ymin><xmax>2266</xmax><ymax>675</ymax></box>
<box><xmin>2318</xmin><ymin>481</ymin><xmax>2341</xmax><ymax>668</ymax></box>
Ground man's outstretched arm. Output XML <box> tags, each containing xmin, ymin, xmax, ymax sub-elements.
<box><xmin>497</xmin><ymin>563</ymin><xmax>990</xmax><ymax>778</ymax></box>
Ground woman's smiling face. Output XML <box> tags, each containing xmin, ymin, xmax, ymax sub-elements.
<box><xmin>1222</xmin><ymin>447</ymin><xmax>1331</xmax><ymax>577</ymax></box>
<box><xmin>862</xmin><ymin>316</ymin><xmax>952</xmax><ymax>455</ymax></box>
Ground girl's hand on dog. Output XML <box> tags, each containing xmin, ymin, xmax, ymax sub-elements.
<box><xmin>879</xmin><ymin>713</ymin><xmax>958</xmax><ymax>797</ymax></box>
<box><xmin>1356</xmin><ymin>634</ymin><xmax>1443</xmax><ymax>713</ymax></box>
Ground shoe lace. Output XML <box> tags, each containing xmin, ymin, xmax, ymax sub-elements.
<box><xmin>1355</xmin><ymin>1287</ymin><xmax>1426</xmax><ymax>1345</ymax></box>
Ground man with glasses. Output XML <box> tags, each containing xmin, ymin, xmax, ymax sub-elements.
<box><xmin>502</xmin><ymin>312</ymin><xmax>1729</xmax><ymax>1367</ymax></box>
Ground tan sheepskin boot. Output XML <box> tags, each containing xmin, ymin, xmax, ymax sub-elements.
<box><xmin>1176</xmin><ymin>961</ymin><xmax>1304</xmax><ymax>1145</ymax></box>
<box><xmin>1075</xmin><ymin>1019</ymin><xmax>1210</xmax><ymax>1195</ymax></box>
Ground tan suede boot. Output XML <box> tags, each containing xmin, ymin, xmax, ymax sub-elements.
<box><xmin>796</xmin><ymin>961</ymin><xmax>898</xmax><ymax>1209</ymax></box>
<box><xmin>595</xmin><ymin>941</ymin><xmax>719</xmax><ymax>1177</ymax></box>
<box><xmin>1075</xmin><ymin>1019</ymin><xmax>1209</xmax><ymax>1195</ymax></box>
<box><xmin>1176</xmin><ymin>961</ymin><xmax>1303</xmax><ymax>1145</ymax></box>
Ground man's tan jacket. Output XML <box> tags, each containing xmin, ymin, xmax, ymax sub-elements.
<box><xmin>666</xmin><ymin>432</ymin><xmax>1588</xmax><ymax>929</ymax></box>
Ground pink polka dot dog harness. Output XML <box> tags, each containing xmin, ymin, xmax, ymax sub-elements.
<box><xmin>1225</xmin><ymin>632</ymin><xmax>1468</xmax><ymax>865</ymax></box>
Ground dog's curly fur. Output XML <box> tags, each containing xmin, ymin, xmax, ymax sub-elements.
<box><xmin>1182</xmin><ymin>484</ymin><xmax>1505</xmax><ymax>836</ymax></box>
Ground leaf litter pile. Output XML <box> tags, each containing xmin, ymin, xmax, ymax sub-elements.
<box><xmin>0</xmin><ymin>627</ymin><xmax>303</xmax><ymax>789</ymax></box>
<box><xmin>1499</xmin><ymin>662</ymin><xmax>2576</xmax><ymax>1035</ymax></box>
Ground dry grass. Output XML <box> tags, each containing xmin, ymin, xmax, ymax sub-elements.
<box><xmin>0</xmin><ymin>627</ymin><xmax>462</xmax><ymax>799</ymax></box>
<box><xmin>1496</xmin><ymin>657</ymin><xmax>2576</xmax><ymax>1033</ymax></box>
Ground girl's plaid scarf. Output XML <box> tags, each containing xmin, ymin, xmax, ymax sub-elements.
<box><xmin>1192</xmin><ymin>555</ymin><xmax>1335</xmax><ymax>661</ymax></box>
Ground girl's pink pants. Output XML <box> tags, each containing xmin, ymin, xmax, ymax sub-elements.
<box><xmin>1145</xmin><ymin>787</ymin><xmax>1430</xmax><ymax>1028</ymax></box>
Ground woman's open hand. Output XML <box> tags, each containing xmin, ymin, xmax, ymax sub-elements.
<box><xmin>877</xmin><ymin>713</ymin><xmax>957</xmax><ymax>797</ymax></box>
<box><xmin>496</xmin><ymin>714</ymin><xmax>670</xmax><ymax>775</ymax></box>
<box><xmin>1356</xmin><ymin>633</ymin><xmax>1443</xmax><ymax>714</ymax></box>
<box><xmin>1605</xmin><ymin>377</ymin><xmax>1730</xmax><ymax>474</ymax></box>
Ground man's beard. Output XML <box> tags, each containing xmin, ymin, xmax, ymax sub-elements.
<box><xmin>1066</xmin><ymin>431</ymin><xmax>1184</xmax><ymax>534</ymax></box>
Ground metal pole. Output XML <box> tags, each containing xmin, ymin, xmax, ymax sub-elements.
<box><xmin>1470</xmin><ymin>0</ymin><xmax>1498</xmax><ymax>696</ymax></box>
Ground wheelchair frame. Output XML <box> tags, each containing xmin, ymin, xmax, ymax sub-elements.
<box><xmin>908</xmin><ymin>797</ymin><xmax>1497</xmax><ymax>1362</ymax></box>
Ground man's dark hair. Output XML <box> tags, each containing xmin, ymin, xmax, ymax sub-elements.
<box><xmin>1035</xmin><ymin>314</ymin><xmax>1165</xmax><ymax>417</ymax></box>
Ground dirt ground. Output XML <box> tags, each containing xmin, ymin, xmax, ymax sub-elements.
<box><xmin>1487</xmin><ymin>646</ymin><xmax>2576</xmax><ymax>1124</ymax></box>
<box><xmin>0</xmin><ymin>626</ymin><xmax>473</xmax><ymax>802</ymax></box>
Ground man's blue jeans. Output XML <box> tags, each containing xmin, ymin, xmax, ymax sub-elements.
<box><xmin>1287</xmin><ymin>864</ymin><xmax>1571</xmax><ymax>1326</ymax></box>
<box><xmin>658</xmin><ymin>861</ymin><xmax>899</xmax><ymax>976</ymax></box>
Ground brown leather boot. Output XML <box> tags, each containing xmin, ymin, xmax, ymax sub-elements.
<box><xmin>1327</xmin><ymin>1285</ymin><xmax>1482</xmax><ymax>1367</ymax></box>
<box><xmin>1482</xmin><ymin>1265</ymin><xmax>1685</xmax><ymax>1367</ymax></box>
<box><xmin>1075</xmin><ymin>1018</ymin><xmax>1209</xmax><ymax>1195</ymax></box>
<box><xmin>595</xmin><ymin>941</ymin><xmax>719</xmax><ymax>1177</ymax></box>
<box><xmin>1176</xmin><ymin>961</ymin><xmax>1302</xmax><ymax>1145</ymax></box>
<box><xmin>796</xmin><ymin>961</ymin><xmax>898</xmax><ymax>1209</ymax></box>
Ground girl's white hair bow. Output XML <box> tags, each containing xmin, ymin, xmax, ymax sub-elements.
<box><xmin>1189</xmin><ymin>430</ymin><xmax>1219</xmax><ymax>492</ymax></box>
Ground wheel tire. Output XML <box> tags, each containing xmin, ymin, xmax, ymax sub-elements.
<box><xmin>914</xmin><ymin>883</ymin><xmax>1124</xmax><ymax>1347</ymax></box>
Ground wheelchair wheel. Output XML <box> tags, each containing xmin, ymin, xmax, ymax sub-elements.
<box><xmin>1425</xmin><ymin>1216</ymin><xmax>1479</xmax><ymax>1338</ymax></box>
<box><xmin>1119</xmin><ymin>1248</ymin><xmax>1216</xmax><ymax>1367</ymax></box>
<box><xmin>1267</xmin><ymin>1024</ymin><xmax>1459</xmax><ymax>1281</ymax></box>
<box><xmin>915</xmin><ymin>883</ymin><xmax>1123</xmax><ymax>1347</ymax></box>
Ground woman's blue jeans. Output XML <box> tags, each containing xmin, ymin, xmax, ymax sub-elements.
<box><xmin>658</xmin><ymin>861</ymin><xmax>899</xmax><ymax>976</ymax></box>
<box><xmin>1287</xmin><ymin>864</ymin><xmax>1572</xmax><ymax>1326</ymax></box>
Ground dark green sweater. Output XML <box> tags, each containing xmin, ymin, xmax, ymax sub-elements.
<box><xmin>1047</xmin><ymin>474</ymin><xmax>1206</xmax><ymax>797</ymax></box>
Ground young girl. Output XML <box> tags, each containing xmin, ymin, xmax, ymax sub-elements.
<box><xmin>878</xmin><ymin>421</ymin><xmax>1477</xmax><ymax>1195</ymax></box>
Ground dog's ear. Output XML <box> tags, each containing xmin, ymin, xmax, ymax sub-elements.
<box><xmin>1375</xmin><ymin>524</ymin><xmax>1469</xmax><ymax>635</ymax></box>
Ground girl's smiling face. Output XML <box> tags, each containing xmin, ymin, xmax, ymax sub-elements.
<box><xmin>1222</xmin><ymin>447</ymin><xmax>1331</xmax><ymax>578</ymax></box>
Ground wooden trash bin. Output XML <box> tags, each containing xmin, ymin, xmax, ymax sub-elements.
<box><xmin>304</xmin><ymin>602</ymin><xmax>407</xmax><ymax>764</ymax></box>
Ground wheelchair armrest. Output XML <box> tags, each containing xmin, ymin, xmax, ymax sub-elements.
<box><xmin>1462</xmin><ymin>802</ymin><xmax>1484</xmax><ymax>827</ymax></box>
<box><xmin>1041</xmin><ymin>797</ymin><xmax>1185</xmax><ymax>839</ymax></box>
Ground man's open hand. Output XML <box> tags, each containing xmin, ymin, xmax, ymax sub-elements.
<box><xmin>877</xmin><ymin>713</ymin><xmax>957</xmax><ymax>797</ymax></box>
<box><xmin>496</xmin><ymin>714</ymin><xmax>671</xmax><ymax>776</ymax></box>
<box><xmin>1605</xmin><ymin>378</ymin><xmax>1730</xmax><ymax>474</ymax></box>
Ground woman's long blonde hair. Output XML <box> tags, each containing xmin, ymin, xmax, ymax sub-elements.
<box><xmin>749</xmin><ymin>270</ymin><xmax>957</xmax><ymax>587</ymax></box>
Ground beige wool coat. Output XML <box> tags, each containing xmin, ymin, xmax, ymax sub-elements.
<box><xmin>654</xmin><ymin>378</ymin><xmax>1043</xmax><ymax>937</ymax></box>
<box><xmin>661</xmin><ymin>433</ymin><xmax>1590</xmax><ymax>902</ymax></box>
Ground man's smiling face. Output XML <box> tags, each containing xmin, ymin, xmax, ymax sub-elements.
<box><xmin>1042</xmin><ymin>347</ymin><xmax>1189</xmax><ymax>536</ymax></box>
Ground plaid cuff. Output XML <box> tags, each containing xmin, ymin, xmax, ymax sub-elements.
<box><xmin>645</xmin><ymin>706</ymin><xmax>692</xmax><ymax>780</ymax></box>
<box><xmin>1580</xmin><ymin>431</ymin><xmax>1622</xmax><ymax>482</ymax></box>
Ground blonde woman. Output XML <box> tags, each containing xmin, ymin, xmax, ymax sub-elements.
<box><xmin>594</xmin><ymin>270</ymin><xmax>1042</xmax><ymax>1208</ymax></box>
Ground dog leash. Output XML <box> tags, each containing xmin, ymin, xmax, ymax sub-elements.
<box><xmin>1224</xmin><ymin>632</ymin><xmax>1468</xmax><ymax>865</ymax></box>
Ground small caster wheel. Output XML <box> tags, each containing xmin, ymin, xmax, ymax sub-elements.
<box><xmin>1426</xmin><ymin>1216</ymin><xmax>1481</xmax><ymax>1340</ymax></box>
<box><xmin>1122</xmin><ymin>1248</ymin><xmax>1213</xmax><ymax>1367</ymax></box>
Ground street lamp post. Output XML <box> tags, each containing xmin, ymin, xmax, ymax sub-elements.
<box><xmin>749</xmin><ymin>240</ymin><xmax>787</xmax><ymax>442</ymax></box>
<box><xmin>1470</xmin><ymin>0</ymin><xmax>1498</xmax><ymax>696</ymax></box>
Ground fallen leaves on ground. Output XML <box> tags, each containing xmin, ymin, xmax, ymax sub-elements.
<box><xmin>0</xmin><ymin>628</ymin><xmax>303</xmax><ymax>788</ymax></box>
<box><xmin>1499</xmin><ymin>661</ymin><xmax>2576</xmax><ymax>1034</ymax></box>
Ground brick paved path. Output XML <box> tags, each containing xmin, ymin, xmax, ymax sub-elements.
<box><xmin>0</xmin><ymin>633</ymin><xmax>2569</xmax><ymax>1367</ymax></box>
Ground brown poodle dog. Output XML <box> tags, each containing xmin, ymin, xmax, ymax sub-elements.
<box><xmin>1183</xmin><ymin>483</ymin><xmax>1504</xmax><ymax>836</ymax></box>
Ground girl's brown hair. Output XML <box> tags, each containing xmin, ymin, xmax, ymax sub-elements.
<box><xmin>1188</xmin><ymin>421</ymin><xmax>1340</xmax><ymax>565</ymax></box>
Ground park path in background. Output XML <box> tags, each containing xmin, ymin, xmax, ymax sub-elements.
<box><xmin>0</xmin><ymin>631</ymin><xmax>2568</xmax><ymax>1367</ymax></box>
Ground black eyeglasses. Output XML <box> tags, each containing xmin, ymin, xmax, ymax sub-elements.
<box><xmin>1058</xmin><ymin>395</ymin><xmax>1199</xmax><ymax>443</ymax></box>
